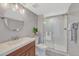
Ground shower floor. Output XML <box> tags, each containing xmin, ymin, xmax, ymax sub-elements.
<box><xmin>36</xmin><ymin>44</ymin><xmax>68</xmax><ymax>56</ymax></box>
<box><xmin>46</xmin><ymin>48</ymin><xmax>68</xmax><ymax>56</ymax></box>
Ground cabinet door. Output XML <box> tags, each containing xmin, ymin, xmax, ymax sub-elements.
<box><xmin>19</xmin><ymin>53</ymin><xmax>26</xmax><ymax>56</ymax></box>
<box><xmin>29</xmin><ymin>47</ymin><xmax>35</xmax><ymax>56</ymax></box>
<box><xmin>25</xmin><ymin>51</ymin><xmax>30</xmax><ymax>56</ymax></box>
<box><xmin>7</xmin><ymin>41</ymin><xmax>35</xmax><ymax>56</ymax></box>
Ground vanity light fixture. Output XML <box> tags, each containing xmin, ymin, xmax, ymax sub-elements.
<box><xmin>1</xmin><ymin>3</ymin><xmax>25</xmax><ymax>15</ymax></box>
<box><xmin>15</xmin><ymin>4</ymin><xmax>19</xmax><ymax>10</ymax></box>
<box><xmin>12</xmin><ymin>4</ymin><xmax>25</xmax><ymax>14</ymax></box>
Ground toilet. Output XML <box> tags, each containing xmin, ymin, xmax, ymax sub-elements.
<box><xmin>36</xmin><ymin>44</ymin><xmax>47</xmax><ymax>56</ymax></box>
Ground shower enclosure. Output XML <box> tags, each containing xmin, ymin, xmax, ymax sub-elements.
<box><xmin>67</xmin><ymin>3</ymin><xmax>79</xmax><ymax>56</ymax></box>
<box><xmin>43</xmin><ymin>3</ymin><xmax>79</xmax><ymax>56</ymax></box>
<box><xmin>43</xmin><ymin>15</ymin><xmax>68</xmax><ymax>56</ymax></box>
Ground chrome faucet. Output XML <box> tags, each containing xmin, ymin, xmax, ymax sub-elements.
<box><xmin>11</xmin><ymin>36</ymin><xmax>19</xmax><ymax>40</ymax></box>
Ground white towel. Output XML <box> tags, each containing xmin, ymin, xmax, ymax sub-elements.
<box><xmin>45</xmin><ymin>32</ymin><xmax>52</xmax><ymax>40</ymax></box>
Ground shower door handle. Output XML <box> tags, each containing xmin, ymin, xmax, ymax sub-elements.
<box><xmin>64</xmin><ymin>28</ymin><xmax>67</xmax><ymax>30</ymax></box>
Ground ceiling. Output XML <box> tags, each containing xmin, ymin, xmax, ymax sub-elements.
<box><xmin>22</xmin><ymin>3</ymin><xmax>71</xmax><ymax>17</ymax></box>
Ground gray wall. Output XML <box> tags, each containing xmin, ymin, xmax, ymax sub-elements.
<box><xmin>0</xmin><ymin>4</ymin><xmax>38</xmax><ymax>42</ymax></box>
<box><xmin>68</xmin><ymin>3</ymin><xmax>79</xmax><ymax>55</ymax></box>
<box><xmin>37</xmin><ymin>15</ymin><xmax>44</xmax><ymax>43</ymax></box>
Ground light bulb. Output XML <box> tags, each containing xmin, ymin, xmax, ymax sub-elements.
<box><xmin>15</xmin><ymin>4</ymin><xmax>19</xmax><ymax>10</ymax></box>
<box><xmin>12</xmin><ymin>4</ymin><xmax>19</xmax><ymax>11</ymax></box>
<box><xmin>20</xmin><ymin>9</ymin><xmax>25</xmax><ymax>14</ymax></box>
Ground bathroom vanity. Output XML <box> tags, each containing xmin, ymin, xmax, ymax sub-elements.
<box><xmin>0</xmin><ymin>37</ymin><xmax>35</xmax><ymax>56</ymax></box>
<box><xmin>7</xmin><ymin>41</ymin><xmax>35</xmax><ymax>56</ymax></box>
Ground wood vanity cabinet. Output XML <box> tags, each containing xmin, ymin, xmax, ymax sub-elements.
<box><xmin>7</xmin><ymin>41</ymin><xmax>35</xmax><ymax>56</ymax></box>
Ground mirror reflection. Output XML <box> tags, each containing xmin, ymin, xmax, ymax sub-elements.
<box><xmin>3</xmin><ymin>17</ymin><xmax>24</xmax><ymax>32</ymax></box>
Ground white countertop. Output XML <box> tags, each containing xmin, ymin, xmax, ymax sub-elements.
<box><xmin>0</xmin><ymin>37</ymin><xmax>35</xmax><ymax>56</ymax></box>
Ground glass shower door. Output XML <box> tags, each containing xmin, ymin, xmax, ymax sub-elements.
<box><xmin>43</xmin><ymin>15</ymin><xmax>67</xmax><ymax>53</ymax></box>
<box><xmin>43</xmin><ymin>19</ymin><xmax>54</xmax><ymax>49</ymax></box>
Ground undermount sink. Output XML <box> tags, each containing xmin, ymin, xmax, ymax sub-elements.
<box><xmin>0</xmin><ymin>44</ymin><xmax>8</xmax><ymax>48</ymax></box>
<box><xmin>0</xmin><ymin>37</ymin><xmax>35</xmax><ymax>48</ymax></box>
<box><xmin>5</xmin><ymin>39</ymin><xmax>22</xmax><ymax>45</ymax></box>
